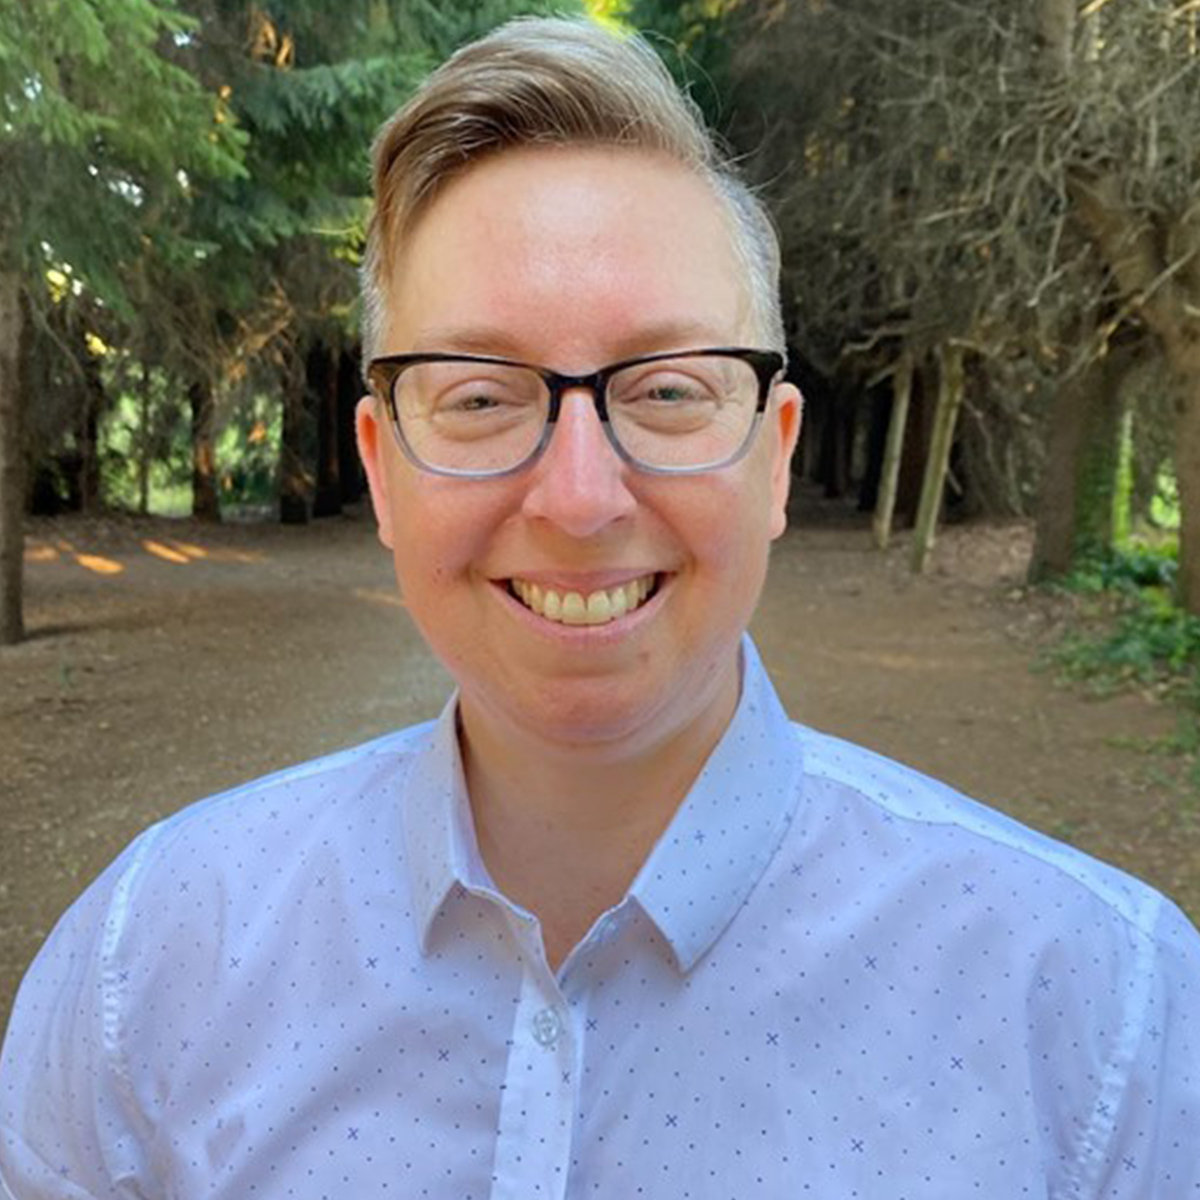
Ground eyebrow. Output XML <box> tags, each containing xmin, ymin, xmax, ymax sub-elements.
<box><xmin>408</xmin><ymin>320</ymin><xmax>738</xmax><ymax>361</ymax></box>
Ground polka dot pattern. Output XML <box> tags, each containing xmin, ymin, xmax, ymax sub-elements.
<box><xmin>2</xmin><ymin>638</ymin><xmax>1197</xmax><ymax>1198</ymax></box>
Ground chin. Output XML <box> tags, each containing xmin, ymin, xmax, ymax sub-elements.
<box><xmin>460</xmin><ymin>670</ymin><xmax>668</xmax><ymax>754</ymax></box>
<box><xmin>529</xmin><ymin>683</ymin><xmax>662</xmax><ymax>745</ymax></box>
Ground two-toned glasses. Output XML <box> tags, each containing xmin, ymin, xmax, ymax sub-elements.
<box><xmin>366</xmin><ymin>348</ymin><xmax>785</xmax><ymax>478</ymax></box>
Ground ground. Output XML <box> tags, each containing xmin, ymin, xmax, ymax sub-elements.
<box><xmin>2</xmin><ymin>502</ymin><xmax>1198</xmax><ymax>1029</ymax></box>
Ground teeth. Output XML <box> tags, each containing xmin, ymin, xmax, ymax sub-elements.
<box><xmin>510</xmin><ymin>574</ymin><xmax>658</xmax><ymax>626</ymax></box>
<box><xmin>561</xmin><ymin>592</ymin><xmax>588</xmax><ymax>625</ymax></box>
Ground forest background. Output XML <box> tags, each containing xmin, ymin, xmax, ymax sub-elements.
<box><xmin>5</xmin><ymin>0</ymin><xmax>1200</xmax><ymax>638</ymax></box>
<box><xmin>2</xmin><ymin>1</ymin><xmax>1200</xmax><ymax>955</ymax></box>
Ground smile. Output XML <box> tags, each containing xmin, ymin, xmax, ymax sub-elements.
<box><xmin>508</xmin><ymin>574</ymin><xmax>660</xmax><ymax>626</ymax></box>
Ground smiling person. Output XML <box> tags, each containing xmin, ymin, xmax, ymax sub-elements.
<box><xmin>2</xmin><ymin>17</ymin><xmax>1198</xmax><ymax>1200</ymax></box>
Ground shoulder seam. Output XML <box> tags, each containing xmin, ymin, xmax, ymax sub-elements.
<box><xmin>99</xmin><ymin>819</ymin><xmax>169</xmax><ymax>1151</ymax></box>
<box><xmin>795</xmin><ymin>724</ymin><xmax>1162</xmax><ymax>938</ymax></box>
<box><xmin>143</xmin><ymin>726</ymin><xmax>433</xmax><ymax>852</ymax></box>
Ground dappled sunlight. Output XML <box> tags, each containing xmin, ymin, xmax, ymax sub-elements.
<box><xmin>140</xmin><ymin>538</ymin><xmax>260</xmax><ymax>566</ymax></box>
<box><xmin>24</xmin><ymin>531</ymin><xmax>268</xmax><ymax>577</ymax></box>
<box><xmin>142</xmin><ymin>540</ymin><xmax>193</xmax><ymax>565</ymax></box>
<box><xmin>353</xmin><ymin>587</ymin><xmax>407</xmax><ymax>610</ymax></box>
<box><xmin>25</xmin><ymin>537</ymin><xmax>127</xmax><ymax>576</ymax></box>
<box><xmin>202</xmin><ymin>547</ymin><xmax>266</xmax><ymax>565</ymax></box>
<box><xmin>75</xmin><ymin>554</ymin><xmax>125</xmax><ymax>576</ymax></box>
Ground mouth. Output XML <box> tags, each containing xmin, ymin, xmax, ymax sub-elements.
<box><xmin>507</xmin><ymin>573</ymin><xmax>663</xmax><ymax>626</ymax></box>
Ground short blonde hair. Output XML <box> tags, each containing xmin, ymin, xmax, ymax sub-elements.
<box><xmin>361</xmin><ymin>17</ymin><xmax>784</xmax><ymax>363</ymax></box>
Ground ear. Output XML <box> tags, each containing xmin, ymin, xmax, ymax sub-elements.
<box><xmin>767</xmin><ymin>381</ymin><xmax>803</xmax><ymax>541</ymax></box>
<box><xmin>356</xmin><ymin>396</ymin><xmax>395</xmax><ymax>549</ymax></box>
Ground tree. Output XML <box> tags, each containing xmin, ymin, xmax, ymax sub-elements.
<box><xmin>638</xmin><ymin>0</ymin><xmax>1200</xmax><ymax>597</ymax></box>
<box><xmin>1035</xmin><ymin>0</ymin><xmax>1200</xmax><ymax>607</ymax></box>
<box><xmin>1029</xmin><ymin>332</ymin><xmax>1147</xmax><ymax>580</ymax></box>
<box><xmin>158</xmin><ymin>0</ymin><xmax>576</xmax><ymax>524</ymax></box>
<box><xmin>0</xmin><ymin>0</ymin><xmax>245</xmax><ymax>643</ymax></box>
<box><xmin>5</xmin><ymin>0</ymin><xmax>578</xmax><ymax>597</ymax></box>
<box><xmin>629</xmin><ymin>0</ymin><xmax>1053</xmax><ymax>548</ymax></box>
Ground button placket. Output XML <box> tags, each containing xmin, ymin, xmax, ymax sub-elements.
<box><xmin>489</xmin><ymin>933</ymin><xmax>576</xmax><ymax>1200</ymax></box>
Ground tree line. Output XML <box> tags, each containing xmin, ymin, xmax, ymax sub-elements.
<box><xmin>2</xmin><ymin>0</ymin><xmax>1199</xmax><ymax>645</ymax></box>
<box><xmin>637</xmin><ymin>0</ymin><xmax>1200</xmax><ymax>596</ymax></box>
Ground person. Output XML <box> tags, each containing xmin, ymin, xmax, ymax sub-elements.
<box><xmin>2</xmin><ymin>16</ymin><xmax>1198</xmax><ymax>1199</ymax></box>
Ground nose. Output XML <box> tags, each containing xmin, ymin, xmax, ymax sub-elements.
<box><xmin>520</xmin><ymin>388</ymin><xmax>637</xmax><ymax>537</ymax></box>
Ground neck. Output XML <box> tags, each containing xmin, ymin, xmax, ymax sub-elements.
<box><xmin>459</xmin><ymin>661</ymin><xmax>740</xmax><ymax>969</ymax></box>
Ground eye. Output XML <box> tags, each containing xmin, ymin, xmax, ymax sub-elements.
<box><xmin>442</xmin><ymin>389</ymin><xmax>508</xmax><ymax>413</ymax></box>
<box><xmin>432</xmin><ymin>373</ymin><xmax>538</xmax><ymax>415</ymax></box>
<box><xmin>643</xmin><ymin>379</ymin><xmax>706</xmax><ymax>402</ymax></box>
<box><xmin>613</xmin><ymin>369</ymin><xmax>720</xmax><ymax>406</ymax></box>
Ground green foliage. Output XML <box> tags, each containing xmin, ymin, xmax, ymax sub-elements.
<box><xmin>13</xmin><ymin>0</ymin><xmax>594</xmax><ymax>527</ymax></box>
<box><xmin>216</xmin><ymin>394</ymin><xmax>281</xmax><ymax>510</ymax></box>
<box><xmin>98</xmin><ymin>369</ymin><xmax>192</xmax><ymax>514</ymax></box>
<box><xmin>1150</xmin><ymin>468</ymin><xmax>1181</xmax><ymax>532</ymax></box>
<box><xmin>0</xmin><ymin>0</ymin><xmax>247</xmax><ymax>295</ymax></box>
<box><xmin>1050</xmin><ymin>545</ymin><xmax>1200</xmax><ymax>708</ymax></box>
<box><xmin>99</xmin><ymin>372</ymin><xmax>282</xmax><ymax>514</ymax></box>
<box><xmin>1062</xmin><ymin>544</ymin><xmax>1178</xmax><ymax>596</ymax></box>
<box><xmin>147</xmin><ymin>0</ymin><xmax>585</xmax><ymax>413</ymax></box>
<box><xmin>1056</xmin><ymin>593</ymin><xmax>1200</xmax><ymax>686</ymax></box>
<box><xmin>622</xmin><ymin>0</ymin><xmax>744</xmax><ymax>130</ymax></box>
<box><xmin>1112</xmin><ymin>409</ymin><xmax>1134</xmax><ymax>548</ymax></box>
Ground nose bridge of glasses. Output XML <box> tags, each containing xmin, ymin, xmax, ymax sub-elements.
<box><xmin>536</xmin><ymin>369</ymin><xmax>631</xmax><ymax>480</ymax></box>
<box><xmin>545</xmin><ymin>367</ymin><xmax>609</xmax><ymax>423</ymax></box>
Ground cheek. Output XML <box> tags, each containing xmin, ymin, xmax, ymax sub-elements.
<box><xmin>676</xmin><ymin>473</ymin><xmax>775</xmax><ymax>563</ymax></box>
<box><xmin>388</xmin><ymin>479</ymin><xmax>510</xmax><ymax>596</ymax></box>
<box><xmin>392</xmin><ymin>526</ymin><xmax>463</xmax><ymax>599</ymax></box>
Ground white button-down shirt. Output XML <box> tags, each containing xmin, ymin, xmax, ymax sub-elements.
<box><xmin>3</xmin><ymin>639</ymin><xmax>1199</xmax><ymax>1198</ymax></box>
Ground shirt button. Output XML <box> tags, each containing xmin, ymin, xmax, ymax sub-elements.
<box><xmin>531</xmin><ymin>1007</ymin><xmax>563</xmax><ymax>1048</ymax></box>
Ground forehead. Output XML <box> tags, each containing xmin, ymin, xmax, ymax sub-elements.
<box><xmin>384</xmin><ymin>145</ymin><xmax>754</xmax><ymax>361</ymax></box>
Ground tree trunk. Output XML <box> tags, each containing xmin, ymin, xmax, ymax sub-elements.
<box><xmin>189</xmin><ymin>379</ymin><xmax>221</xmax><ymax>522</ymax></box>
<box><xmin>873</xmin><ymin>352</ymin><xmax>913</xmax><ymax>550</ymax></box>
<box><xmin>0</xmin><ymin>271</ymin><xmax>25</xmax><ymax>645</ymax></box>
<box><xmin>309</xmin><ymin>342</ymin><xmax>342</xmax><ymax>519</ymax></box>
<box><xmin>797</xmin><ymin>387</ymin><xmax>822</xmax><ymax>482</ymax></box>
<box><xmin>1070</xmin><ymin>169</ymin><xmax>1200</xmax><ymax>608</ymax></box>
<box><xmin>79</xmin><ymin>344</ymin><xmax>103</xmax><ymax>513</ymax></box>
<box><xmin>1036</xmin><ymin>0</ymin><xmax>1200</xmax><ymax>604</ymax></box>
<box><xmin>336</xmin><ymin>349</ymin><xmax>365</xmax><ymax>505</ymax></box>
<box><xmin>138</xmin><ymin>362</ymin><xmax>152</xmax><ymax>515</ymax></box>
<box><xmin>1170</xmin><ymin>343</ymin><xmax>1200</xmax><ymax>612</ymax></box>
<box><xmin>911</xmin><ymin>343</ymin><xmax>965</xmax><ymax>574</ymax></box>
<box><xmin>820</xmin><ymin>379</ymin><xmax>858</xmax><ymax>500</ymax></box>
<box><xmin>1028</xmin><ymin>343</ymin><xmax>1140</xmax><ymax>581</ymax></box>
<box><xmin>279</xmin><ymin>358</ymin><xmax>312</xmax><ymax>525</ymax></box>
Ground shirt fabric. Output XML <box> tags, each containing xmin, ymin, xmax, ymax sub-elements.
<box><xmin>2</xmin><ymin>637</ymin><xmax>1198</xmax><ymax>1199</ymax></box>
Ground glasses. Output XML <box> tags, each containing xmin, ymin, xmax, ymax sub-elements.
<box><xmin>366</xmin><ymin>348</ymin><xmax>784</xmax><ymax>478</ymax></box>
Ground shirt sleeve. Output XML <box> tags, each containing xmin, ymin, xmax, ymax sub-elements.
<box><xmin>1095</xmin><ymin>895</ymin><xmax>1200</xmax><ymax>1197</ymax></box>
<box><xmin>0</xmin><ymin>836</ymin><xmax>157</xmax><ymax>1200</ymax></box>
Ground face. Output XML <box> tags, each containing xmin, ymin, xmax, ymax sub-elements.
<box><xmin>358</xmin><ymin>145</ymin><xmax>801</xmax><ymax>758</ymax></box>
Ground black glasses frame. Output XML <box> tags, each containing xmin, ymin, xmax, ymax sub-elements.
<box><xmin>366</xmin><ymin>347</ymin><xmax>785</xmax><ymax>478</ymax></box>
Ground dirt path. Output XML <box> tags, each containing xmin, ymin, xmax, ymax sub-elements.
<box><xmin>2</xmin><ymin>506</ymin><xmax>1198</xmax><ymax>1028</ymax></box>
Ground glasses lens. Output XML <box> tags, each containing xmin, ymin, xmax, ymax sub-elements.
<box><xmin>393</xmin><ymin>360</ymin><xmax>547</xmax><ymax>474</ymax></box>
<box><xmin>607</xmin><ymin>354</ymin><xmax>761</xmax><ymax>470</ymax></box>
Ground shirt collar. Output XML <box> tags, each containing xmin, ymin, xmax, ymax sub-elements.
<box><xmin>402</xmin><ymin>703</ymin><xmax>493</xmax><ymax>948</ymax></box>
<box><xmin>628</xmin><ymin>636</ymin><xmax>804</xmax><ymax>971</ymax></box>
<box><xmin>402</xmin><ymin>635</ymin><xmax>804</xmax><ymax>972</ymax></box>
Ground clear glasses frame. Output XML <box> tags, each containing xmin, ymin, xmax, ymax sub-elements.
<box><xmin>366</xmin><ymin>347</ymin><xmax>786</xmax><ymax>479</ymax></box>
